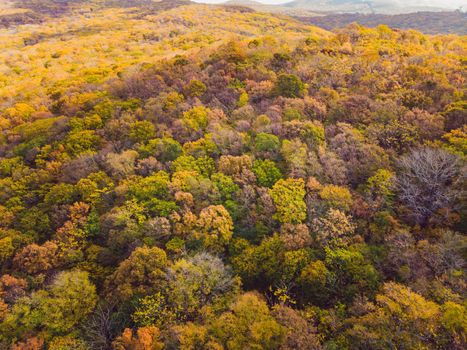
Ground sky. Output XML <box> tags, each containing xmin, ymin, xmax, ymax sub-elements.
<box><xmin>192</xmin><ymin>0</ymin><xmax>465</xmax><ymax>9</ymax></box>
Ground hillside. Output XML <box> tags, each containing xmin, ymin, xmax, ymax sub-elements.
<box><xmin>0</xmin><ymin>1</ymin><xmax>466</xmax><ymax>350</ymax></box>
<box><xmin>297</xmin><ymin>10</ymin><xmax>467</xmax><ymax>35</ymax></box>
<box><xmin>0</xmin><ymin>0</ymin><xmax>327</xmax><ymax>108</ymax></box>
<box><xmin>219</xmin><ymin>0</ymin><xmax>467</xmax><ymax>34</ymax></box>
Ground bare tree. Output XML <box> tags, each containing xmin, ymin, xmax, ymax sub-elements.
<box><xmin>396</xmin><ymin>147</ymin><xmax>464</xmax><ymax>225</ymax></box>
<box><xmin>82</xmin><ymin>303</ymin><xmax>125</xmax><ymax>350</ymax></box>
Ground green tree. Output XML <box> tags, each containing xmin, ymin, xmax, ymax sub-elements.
<box><xmin>254</xmin><ymin>133</ymin><xmax>281</xmax><ymax>154</ymax></box>
<box><xmin>138</xmin><ymin>137</ymin><xmax>182</xmax><ymax>161</ymax></box>
<box><xmin>274</xmin><ymin>74</ymin><xmax>305</xmax><ymax>98</ymax></box>
<box><xmin>231</xmin><ymin>235</ymin><xmax>286</xmax><ymax>288</ymax></box>
<box><xmin>184</xmin><ymin>79</ymin><xmax>207</xmax><ymax>98</ymax></box>
<box><xmin>325</xmin><ymin>246</ymin><xmax>379</xmax><ymax>303</ymax></box>
<box><xmin>129</xmin><ymin>121</ymin><xmax>156</xmax><ymax>143</ymax></box>
<box><xmin>270</xmin><ymin>178</ymin><xmax>306</xmax><ymax>224</ymax></box>
<box><xmin>39</xmin><ymin>270</ymin><xmax>97</xmax><ymax>334</ymax></box>
<box><xmin>252</xmin><ymin>159</ymin><xmax>282</xmax><ymax>188</ymax></box>
<box><xmin>64</xmin><ymin>130</ymin><xmax>101</xmax><ymax>157</ymax></box>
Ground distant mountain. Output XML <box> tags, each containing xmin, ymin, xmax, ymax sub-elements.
<box><xmin>217</xmin><ymin>1</ymin><xmax>467</xmax><ymax>35</ymax></box>
<box><xmin>220</xmin><ymin>0</ymin><xmax>456</xmax><ymax>16</ymax></box>
<box><xmin>224</xmin><ymin>0</ymin><xmax>261</xmax><ymax>5</ymax></box>
<box><xmin>297</xmin><ymin>10</ymin><xmax>467</xmax><ymax>35</ymax></box>
<box><xmin>223</xmin><ymin>0</ymin><xmax>321</xmax><ymax>16</ymax></box>
<box><xmin>285</xmin><ymin>0</ymin><xmax>450</xmax><ymax>14</ymax></box>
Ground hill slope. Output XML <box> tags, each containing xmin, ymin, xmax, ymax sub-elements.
<box><xmin>297</xmin><ymin>10</ymin><xmax>467</xmax><ymax>35</ymax></box>
<box><xmin>0</xmin><ymin>0</ymin><xmax>328</xmax><ymax>107</ymax></box>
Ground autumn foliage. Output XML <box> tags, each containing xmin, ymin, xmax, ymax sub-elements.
<box><xmin>0</xmin><ymin>1</ymin><xmax>465</xmax><ymax>349</ymax></box>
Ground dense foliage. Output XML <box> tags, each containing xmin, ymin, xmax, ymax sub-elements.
<box><xmin>0</xmin><ymin>1</ymin><xmax>466</xmax><ymax>349</ymax></box>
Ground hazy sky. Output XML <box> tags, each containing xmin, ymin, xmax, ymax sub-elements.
<box><xmin>192</xmin><ymin>0</ymin><xmax>465</xmax><ymax>9</ymax></box>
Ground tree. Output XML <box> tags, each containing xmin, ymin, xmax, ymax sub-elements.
<box><xmin>113</xmin><ymin>326</ymin><xmax>163</xmax><ymax>350</ymax></box>
<box><xmin>396</xmin><ymin>147</ymin><xmax>463</xmax><ymax>225</ymax></box>
<box><xmin>231</xmin><ymin>235</ymin><xmax>286</xmax><ymax>288</ymax></box>
<box><xmin>298</xmin><ymin>260</ymin><xmax>329</xmax><ymax>306</ymax></box>
<box><xmin>167</xmin><ymin>253</ymin><xmax>239</xmax><ymax>320</ymax></box>
<box><xmin>82</xmin><ymin>303</ymin><xmax>123</xmax><ymax>350</ymax></box>
<box><xmin>105</xmin><ymin>150</ymin><xmax>139</xmax><ymax>179</ymax></box>
<box><xmin>441</xmin><ymin>301</ymin><xmax>467</xmax><ymax>346</ymax></box>
<box><xmin>329</xmin><ymin>123</ymin><xmax>388</xmax><ymax>185</ymax></box>
<box><xmin>127</xmin><ymin>171</ymin><xmax>176</xmax><ymax>216</ymax></box>
<box><xmin>280</xmin><ymin>139</ymin><xmax>308</xmax><ymax>177</ymax></box>
<box><xmin>171</xmin><ymin>322</ymin><xmax>210</xmax><ymax>350</ymax></box>
<box><xmin>184</xmin><ymin>79</ymin><xmax>207</xmax><ymax>98</ymax></box>
<box><xmin>64</xmin><ymin>130</ymin><xmax>101</xmax><ymax>157</ymax></box>
<box><xmin>0</xmin><ymin>275</ymin><xmax>27</xmax><ymax>304</ymax></box>
<box><xmin>313</xmin><ymin>209</ymin><xmax>356</xmax><ymax>248</ymax></box>
<box><xmin>272</xmin><ymin>304</ymin><xmax>322</xmax><ymax>350</ymax></box>
<box><xmin>48</xmin><ymin>335</ymin><xmax>88</xmax><ymax>350</ymax></box>
<box><xmin>365</xmin><ymin>169</ymin><xmax>395</xmax><ymax>205</ymax></box>
<box><xmin>325</xmin><ymin>246</ymin><xmax>379</xmax><ymax>303</ymax></box>
<box><xmin>274</xmin><ymin>74</ymin><xmax>305</xmax><ymax>98</ymax></box>
<box><xmin>218</xmin><ymin>155</ymin><xmax>252</xmax><ymax>176</ymax></box>
<box><xmin>39</xmin><ymin>270</ymin><xmax>97</xmax><ymax>334</ymax></box>
<box><xmin>347</xmin><ymin>282</ymin><xmax>441</xmax><ymax>349</ymax></box>
<box><xmin>279</xmin><ymin>224</ymin><xmax>311</xmax><ymax>250</ymax></box>
<box><xmin>130</xmin><ymin>121</ymin><xmax>156</xmax><ymax>144</ymax></box>
<box><xmin>442</xmin><ymin>126</ymin><xmax>467</xmax><ymax>157</ymax></box>
<box><xmin>11</xmin><ymin>337</ymin><xmax>44</xmax><ymax>350</ymax></box>
<box><xmin>132</xmin><ymin>292</ymin><xmax>174</xmax><ymax>328</ymax></box>
<box><xmin>1</xmin><ymin>270</ymin><xmax>97</xmax><ymax>339</ymax></box>
<box><xmin>13</xmin><ymin>241</ymin><xmax>59</xmax><ymax>275</ymax></box>
<box><xmin>0</xmin><ymin>237</ymin><xmax>14</xmax><ymax>264</ymax></box>
<box><xmin>209</xmin><ymin>293</ymin><xmax>285</xmax><ymax>350</ymax></box>
<box><xmin>196</xmin><ymin>206</ymin><xmax>233</xmax><ymax>251</ymax></box>
<box><xmin>54</xmin><ymin>202</ymin><xmax>91</xmax><ymax>262</ymax></box>
<box><xmin>183</xmin><ymin>106</ymin><xmax>209</xmax><ymax>132</ymax></box>
<box><xmin>270</xmin><ymin>178</ymin><xmax>307</xmax><ymax>224</ymax></box>
<box><xmin>253</xmin><ymin>159</ymin><xmax>282</xmax><ymax>188</ymax></box>
<box><xmin>211</xmin><ymin>173</ymin><xmax>239</xmax><ymax>201</ymax></box>
<box><xmin>319</xmin><ymin>185</ymin><xmax>353</xmax><ymax>212</ymax></box>
<box><xmin>254</xmin><ymin>133</ymin><xmax>281</xmax><ymax>155</ymax></box>
<box><xmin>138</xmin><ymin>137</ymin><xmax>182</xmax><ymax>162</ymax></box>
<box><xmin>106</xmin><ymin>246</ymin><xmax>168</xmax><ymax>302</ymax></box>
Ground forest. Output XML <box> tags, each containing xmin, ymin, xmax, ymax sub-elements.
<box><xmin>298</xmin><ymin>11</ymin><xmax>467</xmax><ymax>35</ymax></box>
<box><xmin>0</xmin><ymin>1</ymin><xmax>466</xmax><ymax>349</ymax></box>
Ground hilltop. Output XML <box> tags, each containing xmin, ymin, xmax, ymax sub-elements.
<box><xmin>0</xmin><ymin>0</ymin><xmax>328</xmax><ymax>107</ymax></box>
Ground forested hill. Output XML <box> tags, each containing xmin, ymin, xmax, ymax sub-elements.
<box><xmin>0</xmin><ymin>1</ymin><xmax>328</xmax><ymax>107</ymax></box>
<box><xmin>0</xmin><ymin>1</ymin><xmax>466</xmax><ymax>349</ymax></box>
<box><xmin>297</xmin><ymin>11</ymin><xmax>467</xmax><ymax>35</ymax></box>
